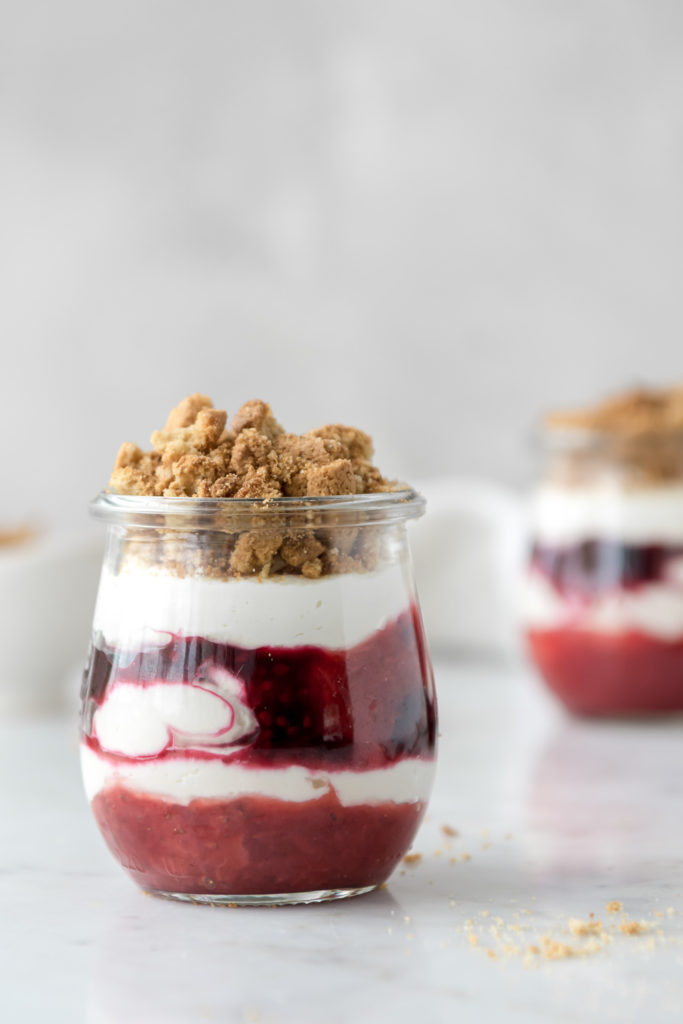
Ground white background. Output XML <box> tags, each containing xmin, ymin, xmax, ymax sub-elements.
<box><xmin>2</xmin><ymin>0</ymin><xmax>683</xmax><ymax>528</ymax></box>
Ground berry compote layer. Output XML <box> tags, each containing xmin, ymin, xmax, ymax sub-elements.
<box><xmin>81</xmin><ymin>592</ymin><xmax>436</xmax><ymax>897</ymax></box>
<box><xmin>525</xmin><ymin>535</ymin><xmax>683</xmax><ymax>714</ymax></box>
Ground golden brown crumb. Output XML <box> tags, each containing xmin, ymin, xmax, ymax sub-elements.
<box><xmin>468</xmin><ymin>935</ymin><xmax>479</xmax><ymax>947</ymax></box>
<box><xmin>441</xmin><ymin>824</ymin><xmax>459</xmax><ymax>838</ymax></box>
<box><xmin>231</xmin><ymin>399</ymin><xmax>283</xmax><ymax>441</ymax></box>
<box><xmin>402</xmin><ymin>853</ymin><xmax>422</xmax><ymax>867</ymax></box>
<box><xmin>541</xmin><ymin>937</ymin><xmax>576</xmax><ymax>960</ymax></box>
<box><xmin>0</xmin><ymin>526</ymin><xmax>37</xmax><ymax>548</ymax></box>
<box><xmin>569</xmin><ymin>918</ymin><xmax>604</xmax><ymax>937</ymax></box>
<box><xmin>606</xmin><ymin>901</ymin><xmax>623</xmax><ymax>913</ymax></box>
<box><xmin>308</xmin><ymin>424</ymin><xmax>374</xmax><ymax>461</ymax></box>
<box><xmin>620</xmin><ymin>918</ymin><xmax>650</xmax><ymax>936</ymax></box>
<box><xmin>486</xmin><ymin>949</ymin><xmax>497</xmax><ymax>959</ymax></box>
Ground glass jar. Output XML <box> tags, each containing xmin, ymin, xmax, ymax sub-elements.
<box><xmin>523</xmin><ymin>427</ymin><xmax>683</xmax><ymax>714</ymax></box>
<box><xmin>80</xmin><ymin>491</ymin><xmax>436</xmax><ymax>905</ymax></box>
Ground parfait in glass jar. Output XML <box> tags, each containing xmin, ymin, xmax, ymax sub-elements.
<box><xmin>80</xmin><ymin>396</ymin><xmax>436</xmax><ymax>904</ymax></box>
<box><xmin>523</xmin><ymin>386</ymin><xmax>683</xmax><ymax>715</ymax></box>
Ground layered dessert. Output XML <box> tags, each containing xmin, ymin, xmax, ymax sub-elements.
<box><xmin>81</xmin><ymin>395</ymin><xmax>435</xmax><ymax>902</ymax></box>
<box><xmin>524</xmin><ymin>386</ymin><xmax>683</xmax><ymax>714</ymax></box>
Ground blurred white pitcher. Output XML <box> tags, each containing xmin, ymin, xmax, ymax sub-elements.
<box><xmin>411</xmin><ymin>478</ymin><xmax>527</xmax><ymax>658</ymax></box>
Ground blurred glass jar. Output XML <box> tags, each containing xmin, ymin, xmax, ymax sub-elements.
<box><xmin>80</xmin><ymin>491</ymin><xmax>436</xmax><ymax>905</ymax></box>
<box><xmin>522</xmin><ymin>426</ymin><xmax>683</xmax><ymax>714</ymax></box>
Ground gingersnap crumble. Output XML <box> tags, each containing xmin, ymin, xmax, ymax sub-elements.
<box><xmin>545</xmin><ymin>385</ymin><xmax>683</xmax><ymax>484</ymax></box>
<box><xmin>108</xmin><ymin>396</ymin><xmax>409</xmax><ymax>580</ymax></box>
<box><xmin>606</xmin><ymin>900</ymin><xmax>623</xmax><ymax>913</ymax></box>
<box><xmin>110</xmin><ymin>395</ymin><xmax>394</xmax><ymax>501</ymax></box>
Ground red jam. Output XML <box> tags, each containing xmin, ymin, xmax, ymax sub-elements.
<box><xmin>82</xmin><ymin>608</ymin><xmax>436</xmax><ymax>895</ymax></box>
<box><xmin>527</xmin><ymin>540</ymin><xmax>683</xmax><ymax>714</ymax></box>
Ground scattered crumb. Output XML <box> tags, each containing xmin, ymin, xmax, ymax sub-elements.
<box><xmin>403</xmin><ymin>853</ymin><xmax>422</xmax><ymax>867</ymax></box>
<box><xmin>569</xmin><ymin>918</ymin><xmax>604</xmax><ymax>937</ymax></box>
<box><xmin>667</xmin><ymin>907</ymin><xmax>676</xmax><ymax>916</ymax></box>
<box><xmin>0</xmin><ymin>526</ymin><xmax>37</xmax><ymax>549</ymax></box>
<box><xmin>462</xmin><ymin>852</ymin><xmax>471</xmax><ymax>861</ymax></box>
<box><xmin>486</xmin><ymin>950</ymin><xmax>497</xmax><ymax>960</ymax></box>
<box><xmin>480</xmin><ymin>910</ymin><xmax>490</xmax><ymax>918</ymax></box>
<box><xmin>434</xmin><ymin>850</ymin><xmax>442</xmax><ymax>858</ymax></box>
<box><xmin>441</xmin><ymin>825</ymin><xmax>459</xmax><ymax>838</ymax></box>
<box><xmin>468</xmin><ymin>935</ymin><xmax>479</xmax><ymax>947</ymax></box>
<box><xmin>527</xmin><ymin>945</ymin><xmax>540</xmax><ymax>955</ymax></box>
<box><xmin>449</xmin><ymin>857</ymin><xmax>457</xmax><ymax>865</ymax></box>
<box><xmin>606</xmin><ymin>901</ymin><xmax>622</xmax><ymax>913</ymax></box>
<box><xmin>541</xmin><ymin>937</ymin><xmax>576</xmax><ymax>960</ymax></box>
<box><xmin>620</xmin><ymin>918</ymin><xmax>650</xmax><ymax>936</ymax></box>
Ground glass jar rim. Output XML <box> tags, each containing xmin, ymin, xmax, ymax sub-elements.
<box><xmin>90</xmin><ymin>488</ymin><xmax>426</xmax><ymax>530</ymax></box>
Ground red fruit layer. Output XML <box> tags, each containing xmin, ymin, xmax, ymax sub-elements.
<box><xmin>527</xmin><ymin>627</ymin><xmax>683</xmax><ymax>714</ymax></box>
<box><xmin>92</xmin><ymin>785</ymin><xmax>427</xmax><ymax>895</ymax></box>
<box><xmin>82</xmin><ymin>606</ymin><xmax>436</xmax><ymax>771</ymax></box>
<box><xmin>530</xmin><ymin>541</ymin><xmax>683</xmax><ymax>598</ymax></box>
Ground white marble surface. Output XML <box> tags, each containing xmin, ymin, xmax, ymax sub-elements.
<box><xmin>2</xmin><ymin>660</ymin><xmax>683</xmax><ymax>1024</ymax></box>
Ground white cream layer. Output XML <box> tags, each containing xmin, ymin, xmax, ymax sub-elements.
<box><xmin>531</xmin><ymin>483</ymin><xmax>683</xmax><ymax>546</ymax></box>
<box><xmin>93</xmin><ymin>562</ymin><xmax>411</xmax><ymax>651</ymax></box>
<box><xmin>523</xmin><ymin>570</ymin><xmax>683</xmax><ymax>640</ymax></box>
<box><xmin>80</xmin><ymin>744</ymin><xmax>435</xmax><ymax>808</ymax></box>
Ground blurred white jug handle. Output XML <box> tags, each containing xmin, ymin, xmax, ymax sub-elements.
<box><xmin>411</xmin><ymin>478</ymin><xmax>527</xmax><ymax>658</ymax></box>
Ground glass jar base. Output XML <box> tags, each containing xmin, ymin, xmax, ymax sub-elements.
<box><xmin>145</xmin><ymin>885</ymin><xmax>377</xmax><ymax>907</ymax></box>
